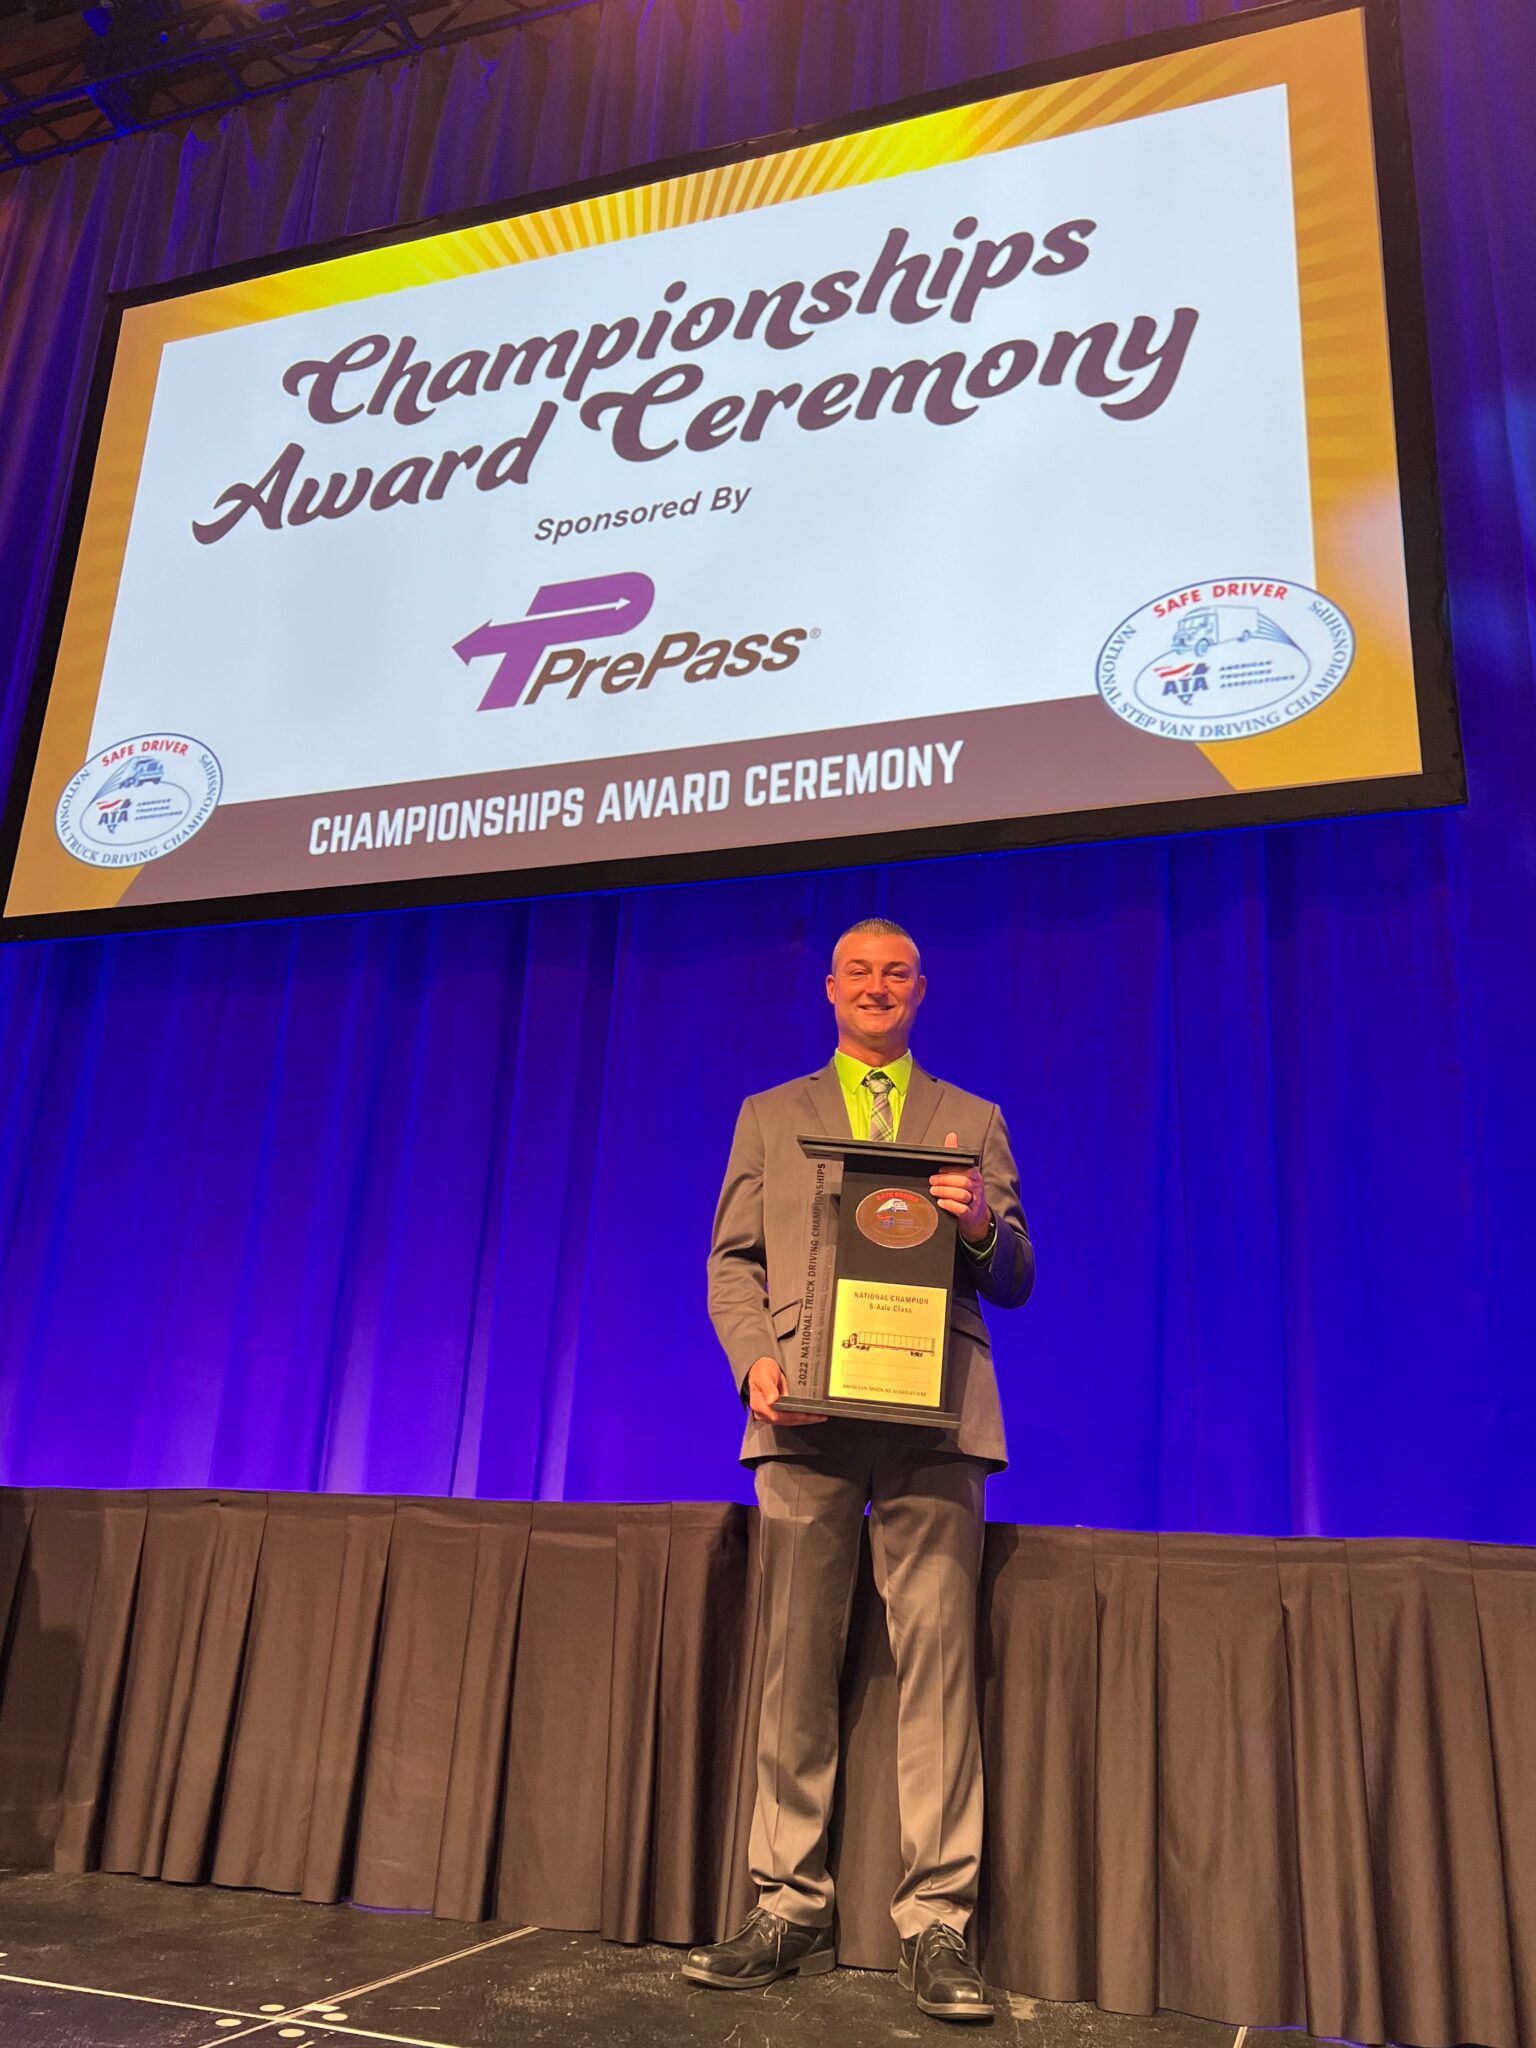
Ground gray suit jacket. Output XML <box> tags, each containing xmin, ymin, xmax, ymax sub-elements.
<box><xmin>707</xmin><ymin>1058</ymin><xmax>1033</xmax><ymax>1468</ymax></box>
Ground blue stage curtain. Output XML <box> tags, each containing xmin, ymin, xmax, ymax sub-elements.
<box><xmin>0</xmin><ymin>0</ymin><xmax>1532</xmax><ymax>1537</ymax></box>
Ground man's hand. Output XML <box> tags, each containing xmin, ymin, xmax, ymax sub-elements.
<box><xmin>930</xmin><ymin>1130</ymin><xmax>991</xmax><ymax>1244</ymax></box>
<box><xmin>746</xmin><ymin>1356</ymin><xmax>829</xmax><ymax>1425</ymax></box>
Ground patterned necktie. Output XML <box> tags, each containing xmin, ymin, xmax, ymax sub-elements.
<box><xmin>865</xmin><ymin>1070</ymin><xmax>894</xmax><ymax>1143</ymax></box>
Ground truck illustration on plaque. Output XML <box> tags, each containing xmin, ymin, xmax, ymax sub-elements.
<box><xmin>841</xmin><ymin>1329</ymin><xmax>938</xmax><ymax>1359</ymax></box>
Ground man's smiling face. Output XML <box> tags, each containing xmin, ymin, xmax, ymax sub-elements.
<box><xmin>827</xmin><ymin>928</ymin><xmax>926</xmax><ymax>1062</ymax></box>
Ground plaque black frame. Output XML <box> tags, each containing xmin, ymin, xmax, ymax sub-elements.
<box><xmin>778</xmin><ymin>1134</ymin><xmax>981</xmax><ymax>1428</ymax></box>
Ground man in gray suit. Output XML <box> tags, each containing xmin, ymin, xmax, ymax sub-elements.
<box><xmin>682</xmin><ymin>918</ymin><xmax>1033</xmax><ymax>2022</ymax></box>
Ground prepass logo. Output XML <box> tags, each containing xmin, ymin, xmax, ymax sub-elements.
<box><xmin>454</xmin><ymin>573</ymin><xmax>807</xmax><ymax>709</ymax></box>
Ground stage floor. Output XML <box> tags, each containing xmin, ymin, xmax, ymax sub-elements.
<box><xmin>0</xmin><ymin>1867</ymin><xmax>1319</xmax><ymax>2048</ymax></box>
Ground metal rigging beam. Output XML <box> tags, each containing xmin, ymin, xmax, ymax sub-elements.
<box><xmin>0</xmin><ymin>0</ymin><xmax>605</xmax><ymax>168</ymax></box>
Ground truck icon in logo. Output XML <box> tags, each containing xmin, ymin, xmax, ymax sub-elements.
<box><xmin>1169</xmin><ymin>605</ymin><xmax>1297</xmax><ymax>659</ymax></box>
<box><xmin>106</xmin><ymin>758</ymin><xmax>166</xmax><ymax>792</ymax></box>
<box><xmin>93</xmin><ymin>754</ymin><xmax>167</xmax><ymax>833</ymax></box>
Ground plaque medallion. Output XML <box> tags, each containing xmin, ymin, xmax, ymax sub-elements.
<box><xmin>854</xmin><ymin>1187</ymin><xmax>939</xmax><ymax>1250</ymax></box>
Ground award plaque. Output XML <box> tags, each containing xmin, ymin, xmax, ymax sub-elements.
<box><xmin>776</xmin><ymin>1134</ymin><xmax>980</xmax><ymax>1427</ymax></box>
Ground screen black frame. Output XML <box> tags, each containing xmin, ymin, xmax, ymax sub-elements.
<box><xmin>0</xmin><ymin>0</ymin><xmax>1463</xmax><ymax>943</ymax></box>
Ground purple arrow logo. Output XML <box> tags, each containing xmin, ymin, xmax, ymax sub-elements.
<box><xmin>454</xmin><ymin>572</ymin><xmax>656</xmax><ymax>710</ymax></box>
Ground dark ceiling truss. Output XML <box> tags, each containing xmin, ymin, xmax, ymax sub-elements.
<box><xmin>0</xmin><ymin>0</ymin><xmax>603</xmax><ymax>169</ymax></box>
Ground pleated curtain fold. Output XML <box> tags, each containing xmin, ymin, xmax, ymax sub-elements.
<box><xmin>0</xmin><ymin>1488</ymin><xmax>1529</xmax><ymax>2048</ymax></box>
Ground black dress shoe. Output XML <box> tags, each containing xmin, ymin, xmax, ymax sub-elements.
<box><xmin>898</xmin><ymin>1922</ymin><xmax>994</xmax><ymax>2021</ymax></box>
<box><xmin>681</xmin><ymin>1906</ymin><xmax>836</xmax><ymax>1989</ymax></box>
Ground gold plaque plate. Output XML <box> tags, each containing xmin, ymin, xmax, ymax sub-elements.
<box><xmin>829</xmin><ymin>1278</ymin><xmax>948</xmax><ymax>1407</ymax></box>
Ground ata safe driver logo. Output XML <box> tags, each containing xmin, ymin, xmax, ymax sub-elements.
<box><xmin>454</xmin><ymin>572</ymin><xmax>807</xmax><ymax>710</ymax></box>
<box><xmin>1096</xmin><ymin>578</ymin><xmax>1355</xmax><ymax>743</ymax></box>
<box><xmin>854</xmin><ymin>1188</ymin><xmax>940</xmax><ymax>1250</ymax></box>
<box><xmin>56</xmin><ymin>734</ymin><xmax>222</xmax><ymax>869</ymax></box>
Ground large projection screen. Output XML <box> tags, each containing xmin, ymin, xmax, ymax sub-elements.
<box><xmin>0</xmin><ymin>0</ymin><xmax>1461</xmax><ymax>938</ymax></box>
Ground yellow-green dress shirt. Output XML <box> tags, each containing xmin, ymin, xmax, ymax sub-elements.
<box><xmin>832</xmin><ymin>1048</ymin><xmax>914</xmax><ymax>1139</ymax></box>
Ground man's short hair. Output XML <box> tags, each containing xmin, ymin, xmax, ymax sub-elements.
<box><xmin>831</xmin><ymin>917</ymin><xmax>918</xmax><ymax>967</ymax></box>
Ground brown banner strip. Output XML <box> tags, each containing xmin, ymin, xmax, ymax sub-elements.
<box><xmin>122</xmin><ymin>698</ymin><xmax>1231</xmax><ymax>904</ymax></box>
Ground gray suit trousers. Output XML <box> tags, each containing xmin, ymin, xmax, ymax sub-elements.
<box><xmin>750</xmin><ymin>1430</ymin><xmax>987</xmax><ymax>1939</ymax></box>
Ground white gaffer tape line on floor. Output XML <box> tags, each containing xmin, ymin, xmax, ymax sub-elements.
<box><xmin>189</xmin><ymin>1924</ymin><xmax>543</xmax><ymax>2048</ymax></box>
<box><xmin>0</xmin><ymin>1970</ymin><xmax>265</xmax><ymax>2020</ymax></box>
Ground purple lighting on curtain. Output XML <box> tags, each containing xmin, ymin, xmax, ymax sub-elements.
<box><xmin>0</xmin><ymin>0</ymin><xmax>1532</xmax><ymax>1540</ymax></box>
